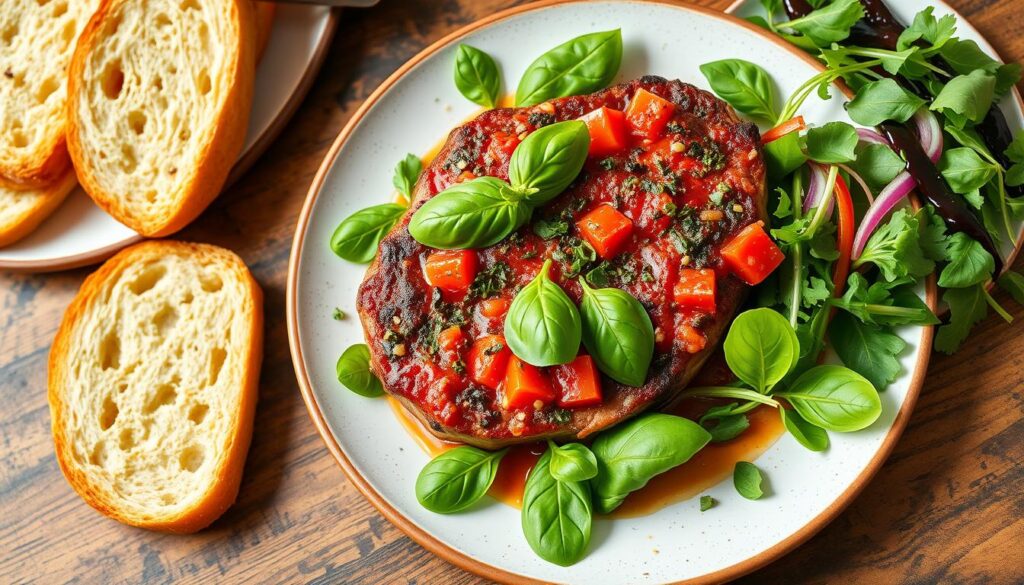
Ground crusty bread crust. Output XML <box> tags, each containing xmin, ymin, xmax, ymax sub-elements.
<box><xmin>66</xmin><ymin>0</ymin><xmax>257</xmax><ymax>237</ymax></box>
<box><xmin>0</xmin><ymin>171</ymin><xmax>78</xmax><ymax>248</ymax></box>
<box><xmin>48</xmin><ymin>240</ymin><xmax>263</xmax><ymax>533</ymax></box>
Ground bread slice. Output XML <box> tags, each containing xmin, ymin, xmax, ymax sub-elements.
<box><xmin>0</xmin><ymin>0</ymin><xmax>101</xmax><ymax>187</ymax></box>
<box><xmin>0</xmin><ymin>170</ymin><xmax>78</xmax><ymax>247</ymax></box>
<box><xmin>48</xmin><ymin>240</ymin><xmax>263</xmax><ymax>533</ymax></box>
<box><xmin>66</xmin><ymin>0</ymin><xmax>256</xmax><ymax>237</ymax></box>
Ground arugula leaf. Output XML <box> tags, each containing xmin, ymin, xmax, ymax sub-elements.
<box><xmin>944</xmin><ymin>123</ymin><xmax>997</xmax><ymax>162</ymax></box>
<box><xmin>699</xmin><ymin>59</ymin><xmax>777</xmax><ymax>121</ymax></box>
<box><xmin>830</xmin><ymin>311</ymin><xmax>906</xmax><ymax>391</ymax></box>
<box><xmin>764</xmin><ymin>131</ymin><xmax>807</xmax><ymax>179</ymax></box>
<box><xmin>805</xmin><ymin>122</ymin><xmax>858</xmax><ymax>164</ymax></box>
<box><xmin>846</xmin><ymin>79</ymin><xmax>926</xmax><ymax>127</ymax></box>
<box><xmin>829</xmin><ymin>273</ymin><xmax>935</xmax><ymax>326</ymax></box>
<box><xmin>998</xmin><ymin>271</ymin><xmax>1024</xmax><ymax>305</ymax></box>
<box><xmin>897</xmin><ymin>6</ymin><xmax>956</xmax><ymax>51</ymax></box>
<box><xmin>854</xmin><ymin>209</ymin><xmax>935</xmax><ymax>282</ymax></box>
<box><xmin>773</xmin><ymin>186</ymin><xmax>793</xmax><ymax>219</ymax></box>
<box><xmin>938</xmin><ymin>147</ymin><xmax>998</xmax><ymax>194</ymax></box>
<box><xmin>930</xmin><ymin>70</ymin><xmax>997</xmax><ymax>127</ymax></box>
<box><xmin>935</xmin><ymin>284</ymin><xmax>988</xmax><ymax>354</ymax></box>
<box><xmin>392</xmin><ymin>153</ymin><xmax>422</xmax><ymax>199</ymax></box>
<box><xmin>783</xmin><ymin>0</ymin><xmax>865</xmax><ymax>48</ymax></box>
<box><xmin>938</xmin><ymin>233</ymin><xmax>995</xmax><ymax>288</ymax></box>
<box><xmin>851</xmin><ymin>143</ymin><xmax>905</xmax><ymax>191</ymax></box>
<box><xmin>940</xmin><ymin>39</ymin><xmax>1022</xmax><ymax>97</ymax></box>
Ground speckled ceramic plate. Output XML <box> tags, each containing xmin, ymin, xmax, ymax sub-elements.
<box><xmin>0</xmin><ymin>5</ymin><xmax>337</xmax><ymax>272</ymax></box>
<box><xmin>288</xmin><ymin>1</ymin><xmax>937</xmax><ymax>583</ymax></box>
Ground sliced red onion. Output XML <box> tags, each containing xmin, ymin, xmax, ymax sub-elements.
<box><xmin>856</xmin><ymin>128</ymin><xmax>890</xmax><ymax>146</ymax></box>
<box><xmin>852</xmin><ymin>171</ymin><xmax>916</xmax><ymax>259</ymax></box>
<box><xmin>913</xmin><ymin>107</ymin><xmax>943</xmax><ymax>164</ymax></box>
<box><xmin>802</xmin><ymin>162</ymin><xmax>835</xmax><ymax>217</ymax></box>
<box><xmin>839</xmin><ymin>163</ymin><xmax>874</xmax><ymax>205</ymax></box>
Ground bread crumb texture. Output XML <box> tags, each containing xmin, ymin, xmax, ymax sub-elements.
<box><xmin>49</xmin><ymin>241</ymin><xmax>262</xmax><ymax>532</ymax></box>
<box><xmin>0</xmin><ymin>0</ymin><xmax>100</xmax><ymax>183</ymax></box>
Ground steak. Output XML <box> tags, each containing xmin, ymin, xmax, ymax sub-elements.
<box><xmin>357</xmin><ymin>76</ymin><xmax>767</xmax><ymax>448</ymax></box>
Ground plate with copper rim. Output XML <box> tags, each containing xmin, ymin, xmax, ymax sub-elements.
<box><xmin>0</xmin><ymin>5</ymin><xmax>338</xmax><ymax>273</ymax></box>
<box><xmin>288</xmin><ymin>1</ymin><xmax>938</xmax><ymax>582</ymax></box>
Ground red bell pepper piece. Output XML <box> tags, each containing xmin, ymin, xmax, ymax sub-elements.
<box><xmin>503</xmin><ymin>357</ymin><xmax>555</xmax><ymax>409</ymax></box>
<box><xmin>579</xmin><ymin>107</ymin><xmax>628</xmax><ymax>157</ymax></box>
<box><xmin>674</xmin><ymin>268</ymin><xmax>717</xmax><ymax>313</ymax></box>
<box><xmin>625</xmin><ymin>88</ymin><xmax>676</xmax><ymax>140</ymax></box>
<box><xmin>576</xmin><ymin>204</ymin><xmax>633</xmax><ymax>259</ymax></box>
<box><xmin>424</xmin><ymin>250</ymin><xmax>478</xmax><ymax>293</ymax></box>
<box><xmin>720</xmin><ymin>222</ymin><xmax>785</xmax><ymax>285</ymax></box>
<box><xmin>553</xmin><ymin>355</ymin><xmax>603</xmax><ymax>408</ymax></box>
<box><xmin>467</xmin><ymin>335</ymin><xmax>511</xmax><ymax>391</ymax></box>
<box><xmin>761</xmin><ymin>116</ymin><xmax>806</xmax><ymax>144</ymax></box>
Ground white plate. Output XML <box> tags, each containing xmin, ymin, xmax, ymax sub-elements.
<box><xmin>288</xmin><ymin>1</ymin><xmax>935</xmax><ymax>583</ymax></box>
<box><xmin>0</xmin><ymin>5</ymin><xmax>337</xmax><ymax>272</ymax></box>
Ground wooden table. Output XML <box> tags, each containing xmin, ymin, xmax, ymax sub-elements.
<box><xmin>2</xmin><ymin>1</ymin><xmax>1023</xmax><ymax>583</ymax></box>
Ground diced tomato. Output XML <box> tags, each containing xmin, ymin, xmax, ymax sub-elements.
<box><xmin>467</xmin><ymin>335</ymin><xmax>511</xmax><ymax>391</ymax></box>
<box><xmin>479</xmin><ymin>298</ymin><xmax>510</xmax><ymax>319</ymax></box>
<box><xmin>552</xmin><ymin>355</ymin><xmax>603</xmax><ymax>408</ymax></box>
<box><xmin>503</xmin><ymin>357</ymin><xmax>555</xmax><ymax>409</ymax></box>
<box><xmin>674</xmin><ymin>268</ymin><xmax>716</xmax><ymax>313</ymax></box>
<box><xmin>576</xmin><ymin>204</ymin><xmax>633</xmax><ymax>259</ymax></box>
<box><xmin>424</xmin><ymin>250</ymin><xmax>478</xmax><ymax>293</ymax></box>
<box><xmin>437</xmin><ymin>326</ymin><xmax>466</xmax><ymax>352</ymax></box>
<box><xmin>721</xmin><ymin>222</ymin><xmax>785</xmax><ymax>285</ymax></box>
<box><xmin>578</xmin><ymin>107</ymin><xmax>628</xmax><ymax>157</ymax></box>
<box><xmin>625</xmin><ymin>88</ymin><xmax>676</xmax><ymax>140</ymax></box>
<box><xmin>486</xmin><ymin>131</ymin><xmax>519</xmax><ymax>161</ymax></box>
<box><xmin>678</xmin><ymin>324</ymin><xmax>707</xmax><ymax>354</ymax></box>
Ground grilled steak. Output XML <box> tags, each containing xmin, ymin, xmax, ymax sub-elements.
<box><xmin>357</xmin><ymin>76</ymin><xmax>767</xmax><ymax>448</ymax></box>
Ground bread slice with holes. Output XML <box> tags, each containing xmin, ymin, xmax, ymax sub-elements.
<box><xmin>48</xmin><ymin>240</ymin><xmax>263</xmax><ymax>533</ymax></box>
<box><xmin>0</xmin><ymin>170</ymin><xmax>78</xmax><ymax>247</ymax></box>
<box><xmin>66</xmin><ymin>0</ymin><xmax>256</xmax><ymax>237</ymax></box>
<box><xmin>0</xmin><ymin>0</ymin><xmax>100</xmax><ymax>187</ymax></box>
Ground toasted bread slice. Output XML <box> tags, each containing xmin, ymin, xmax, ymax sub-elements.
<box><xmin>0</xmin><ymin>171</ymin><xmax>78</xmax><ymax>247</ymax></box>
<box><xmin>49</xmin><ymin>240</ymin><xmax>263</xmax><ymax>533</ymax></box>
<box><xmin>66</xmin><ymin>0</ymin><xmax>256</xmax><ymax>237</ymax></box>
<box><xmin>0</xmin><ymin>0</ymin><xmax>101</xmax><ymax>187</ymax></box>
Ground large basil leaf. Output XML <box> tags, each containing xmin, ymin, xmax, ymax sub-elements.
<box><xmin>579</xmin><ymin>280</ymin><xmax>655</xmax><ymax>387</ymax></box>
<box><xmin>330</xmin><ymin>203</ymin><xmax>406</xmax><ymax>263</ymax></box>
<box><xmin>505</xmin><ymin>259</ymin><xmax>581</xmax><ymax>366</ymax></box>
<box><xmin>775</xmin><ymin>365</ymin><xmax>881</xmax><ymax>432</ymax></box>
<box><xmin>590</xmin><ymin>413</ymin><xmax>711</xmax><ymax>513</ymax></box>
<box><xmin>453</xmin><ymin>44</ymin><xmax>501</xmax><ymax>108</ymax></box>
<box><xmin>780</xmin><ymin>408</ymin><xmax>829</xmax><ymax>452</ymax></box>
<box><xmin>415</xmin><ymin>446</ymin><xmax>507</xmax><ymax>514</ymax></box>
<box><xmin>548</xmin><ymin>441</ymin><xmax>598</xmax><ymax>483</ymax></box>
<box><xmin>521</xmin><ymin>449</ymin><xmax>592</xmax><ymax>566</ymax></box>
<box><xmin>698</xmin><ymin>59</ymin><xmax>776</xmax><ymax>121</ymax></box>
<box><xmin>722</xmin><ymin>308</ymin><xmax>799</xmax><ymax>394</ymax></box>
<box><xmin>509</xmin><ymin>121</ymin><xmax>590</xmax><ymax>204</ymax></box>
<box><xmin>336</xmin><ymin>344</ymin><xmax>384</xmax><ymax>397</ymax></box>
<box><xmin>515</xmin><ymin>30</ymin><xmax>623</xmax><ymax>107</ymax></box>
<box><xmin>408</xmin><ymin>177</ymin><xmax>530</xmax><ymax>249</ymax></box>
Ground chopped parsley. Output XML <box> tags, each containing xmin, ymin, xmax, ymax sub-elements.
<box><xmin>599</xmin><ymin>157</ymin><xmax>616</xmax><ymax>171</ymax></box>
<box><xmin>332</xmin><ymin>307</ymin><xmax>346</xmax><ymax>320</ymax></box>
<box><xmin>468</xmin><ymin>262</ymin><xmax>511</xmax><ymax>299</ymax></box>
<box><xmin>533</xmin><ymin>216</ymin><xmax>570</xmax><ymax>239</ymax></box>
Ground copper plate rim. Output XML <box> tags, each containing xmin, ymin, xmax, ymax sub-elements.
<box><xmin>287</xmin><ymin>1</ymin><xmax>938</xmax><ymax>583</ymax></box>
<box><xmin>0</xmin><ymin>7</ymin><xmax>341</xmax><ymax>274</ymax></box>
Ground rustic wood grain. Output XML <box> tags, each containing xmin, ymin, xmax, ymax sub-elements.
<box><xmin>1</xmin><ymin>1</ymin><xmax>1023</xmax><ymax>583</ymax></box>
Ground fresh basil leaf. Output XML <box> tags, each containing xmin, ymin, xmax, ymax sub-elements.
<box><xmin>579</xmin><ymin>279</ymin><xmax>655</xmax><ymax>387</ymax></box>
<box><xmin>509</xmin><ymin>120</ymin><xmax>590</xmax><ymax>204</ymax></box>
<box><xmin>935</xmin><ymin>284</ymin><xmax>988</xmax><ymax>354</ymax></box>
<box><xmin>998</xmin><ymin>271</ymin><xmax>1024</xmax><ymax>304</ymax></box>
<box><xmin>733</xmin><ymin>461</ymin><xmax>764</xmax><ymax>500</ymax></box>
<box><xmin>854</xmin><ymin>209</ymin><xmax>934</xmax><ymax>282</ymax></box>
<box><xmin>930</xmin><ymin>70</ymin><xmax>997</xmax><ymax>127</ymax></box>
<box><xmin>521</xmin><ymin>449</ymin><xmax>592</xmax><ymax>566</ymax></box>
<box><xmin>829</xmin><ymin>311</ymin><xmax>905</xmax><ymax>391</ymax></box>
<box><xmin>896</xmin><ymin>6</ymin><xmax>956</xmax><ymax>51</ymax></box>
<box><xmin>938</xmin><ymin>232</ymin><xmax>995</xmax><ymax>288</ymax></box>
<box><xmin>416</xmin><ymin>446</ymin><xmax>506</xmax><ymax>513</ymax></box>
<box><xmin>782</xmin><ymin>0</ymin><xmax>864</xmax><ymax>47</ymax></box>
<box><xmin>846</xmin><ymin>78</ymin><xmax>926</xmax><ymax>126</ymax></box>
<box><xmin>393</xmin><ymin>153</ymin><xmax>422</xmax><ymax>199</ymax></box>
<box><xmin>764</xmin><ymin>131</ymin><xmax>807</xmax><ymax>179</ymax></box>
<box><xmin>505</xmin><ymin>259</ymin><xmax>581</xmax><ymax>366</ymax></box>
<box><xmin>515</xmin><ymin>29</ymin><xmax>622</xmax><ymax>107</ymax></box>
<box><xmin>590</xmin><ymin>413</ymin><xmax>711</xmax><ymax>513</ymax></box>
<box><xmin>851</xmin><ymin>143</ymin><xmax>905</xmax><ymax>191</ymax></box>
<box><xmin>703</xmin><ymin>413</ymin><xmax>750</xmax><ymax>443</ymax></box>
<box><xmin>699</xmin><ymin>495</ymin><xmax>717</xmax><ymax>511</ymax></box>
<box><xmin>453</xmin><ymin>44</ymin><xmax>501</xmax><ymax>108</ymax></box>
<box><xmin>549</xmin><ymin>442</ymin><xmax>598</xmax><ymax>483</ymax></box>
<box><xmin>408</xmin><ymin>177</ymin><xmax>530</xmax><ymax>249</ymax></box>
<box><xmin>330</xmin><ymin>203</ymin><xmax>407</xmax><ymax>263</ymax></box>
<box><xmin>723</xmin><ymin>308</ymin><xmax>799</xmax><ymax>394</ymax></box>
<box><xmin>775</xmin><ymin>365</ymin><xmax>881</xmax><ymax>432</ymax></box>
<box><xmin>805</xmin><ymin>121</ymin><xmax>858</xmax><ymax>164</ymax></box>
<box><xmin>336</xmin><ymin>343</ymin><xmax>384</xmax><ymax>397</ymax></box>
<box><xmin>780</xmin><ymin>408</ymin><xmax>829</xmax><ymax>452</ymax></box>
<box><xmin>938</xmin><ymin>147</ymin><xmax>997</xmax><ymax>194</ymax></box>
<box><xmin>698</xmin><ymin>59</ymin><xmax>776</xmax><ymax>121</ymax></box>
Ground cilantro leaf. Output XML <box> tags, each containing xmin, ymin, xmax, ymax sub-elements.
<box><xmin>783</xmin><ymin>0</ymin><xmax>864</xmax><ymax>47</ymax></box>
<box><xmin>805</xmin><ymin>122</ymin><xmax>858</xmax><ymax>164</ymax></box>
<box><xmin>935</xmin><ymin>284</ymin><xmax>988</xmax><ymax>354</ymax></box>
<box><xmin>830</xmin><ymin>311</ymin><xmax>906</xmax><ymax>391</ymax></box>
<box><xmin>802</xmin><ymin>276</ymin><xmax>831</xmax><ymax>308</ymax></box>
<box><xmin>830</xmin><ymin>274</ymin><xmax>938</xmax><ymax>326</ymax></box>
<box><xmin>854</xmin><ymin>209</ymin><xmax>935</xmax><ymax>282</ymax></box>
<box><xmin>938</xmin><ymin>147</ymin><xmax>998</xmax><ymax>194</ymax></box>
<box><xmin>773</xmin><ymin>186</ymin><xmax>793</xmax><ymax>219</ymax></box>
<box><xmin>938</xmin><ymin>233</ymin><xmax>995</xmax><ymax>288</ymax></box>
<box><xmin>847</xmin><ymin>79</ymin><xmax>926</xmax><ymax>127</ymax></box>
<box><xmin>930</xmin><ymin>70</ymin><xmax>997</xmax><ymax>127</ymax></box>
<box><xmin>919</xmin><ymin>206</ymin><xmax>950</xmax><ymax>261</ymax></box>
